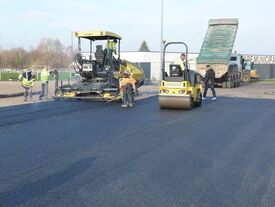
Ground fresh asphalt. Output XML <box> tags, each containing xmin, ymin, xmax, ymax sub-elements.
<box><xmin>0</xmin><ymin>95</ymin><xmax>275</xmax><ymax>207</ymax></box>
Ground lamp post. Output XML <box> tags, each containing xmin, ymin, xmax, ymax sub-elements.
<box><xmin>71</xmin><ymin>31</ymin><xmax>74</xmax><ymax>53</ymax></box>
<box><xmin>160</xmin><ymin>0</ymin><xmax>164</xmax><ymax>80</ymax></box>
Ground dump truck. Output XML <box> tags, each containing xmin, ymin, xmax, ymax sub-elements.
<box><xmin>196</xmin><ymin>18</ymin><xmax>241</xmax><ymax>88</ymax></box>
<box><xmin>159</xmin><ymin>42</ymin><xmax>202</xmax><ymax>109</ymax></box>
<box><xmin>55</xmin><ymin>31</ymin><xmax>145</xmax><ymax>101</ymax></box>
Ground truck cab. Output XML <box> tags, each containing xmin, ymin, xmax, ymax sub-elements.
<box><xmin>229</xmin><ymin>53</ymin><xmax>242</xmax><ymax>73</ymax></box>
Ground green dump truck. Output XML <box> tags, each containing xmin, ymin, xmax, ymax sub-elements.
<box><xmin>196</xmin><ymin>18</ymin><xmax>241</xmax><ymax>88</ymax></box>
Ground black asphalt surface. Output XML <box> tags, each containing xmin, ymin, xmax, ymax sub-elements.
<box><xmin>0</xmin><ymin>95</ymin><xmax>275</xmax><ymax>207</ymax></box>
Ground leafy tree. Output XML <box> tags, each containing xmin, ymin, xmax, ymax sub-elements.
<box><xmin>138</xmin><ymin>41</ymin><xmax>150</xmax><ymax>52</ymax></box>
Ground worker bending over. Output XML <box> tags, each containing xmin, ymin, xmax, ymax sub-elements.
<box><xmin>18</xmin><ymin>70</ymin><xmax>36</xmax><ymax>101</ymax></box>
<box><xmin>120</xmin><ymin>70</ymin><xmax>136</xmax><ymax>108</ymax></box>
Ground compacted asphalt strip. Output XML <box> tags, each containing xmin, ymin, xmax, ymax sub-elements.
<box><xmin>0</xmin><ymin>93</ymin><xmax>275</xmax><ymax>207</ymax></box>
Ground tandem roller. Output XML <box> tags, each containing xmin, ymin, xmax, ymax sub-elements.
<box><xmin>158</xmin><ymin>42</ymin><xmax>202</xmax><ymax>110</ymax></box>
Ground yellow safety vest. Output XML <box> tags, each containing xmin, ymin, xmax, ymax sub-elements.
<box><xmin>107</xmin><ymin>40</ymin><xmax>117</xmax><ymax>54</ymax></box>
<box><xmin>174</xmin><ymin>57</ymin><xmax>186</xmax><ymax>70</ymax></box>
<box><xmin>18</xmin><ymin>73</ymin><xmax>35</xmax><ymax>88</ymax></box>
<box><xmin>40</xmin><ymin>69</ymin><xmax>50</xmax><ymax>84</ymax></box>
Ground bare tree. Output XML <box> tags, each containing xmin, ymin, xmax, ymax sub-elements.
<box><xmin>5</xmin><ymin>48</ymin><xmax>29</xmax><ymax>69</ymax></box>
<box><xmin>33</xmin><ymin>38</ymin><xmax>67</xmax><ymax>68</ymax></box>
<box><xmin>0</xmin><ymin>37</ymin><xmax>73</xmax><ymax>69</ymax></box>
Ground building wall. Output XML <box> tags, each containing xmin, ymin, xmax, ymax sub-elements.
<box><xmin>121</xmin><ymin>52</ymin><xmax>275</xmax><ymax>80</ymax></box>
<box><xmin>120</xmin><ymin>52</ymin><xmax>199</xmax><ymax>80</ymax></box>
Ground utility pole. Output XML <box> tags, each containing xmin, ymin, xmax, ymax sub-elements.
<box><xmin>71</xmin><ymin>31</ymin><xmax>74</xmax><ymax>54</ymax></box>
<box><xmin>160</xmin><ymin>0</ymin><xmax>164</xmax><ymax>80</ymax></box>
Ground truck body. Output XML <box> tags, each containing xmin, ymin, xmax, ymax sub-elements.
<box><xmin>196</xmin><ymin>18</ymin><xmax>241</xmax><ymax>88</ymax></box>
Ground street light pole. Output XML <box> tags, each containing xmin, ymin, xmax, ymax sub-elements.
<box><xmin>71</xmin><ymin>31</ymin><xmax>74</xmax><ymax>53</ymax></box>
<box><xmin>160</xmin><ymin>0</ymin><xmax>164</xmax><ymax>80</ymax></box>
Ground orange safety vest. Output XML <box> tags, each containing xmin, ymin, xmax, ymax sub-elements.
<box><xmin>120</xmin><ymin>77</ymin><xmax>136</xmax><ymax>92</ymax></box>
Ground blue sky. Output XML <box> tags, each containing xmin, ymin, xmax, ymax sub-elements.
<box><xmin>1</xmin><ymin>0</ymin><xmax>275</xmax><ymax>54</ymax></box>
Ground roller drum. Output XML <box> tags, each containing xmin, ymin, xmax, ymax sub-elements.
<box><xmin>159</xmin><ymin>95</ymin><xmax>193</xmax><ymax>109</ymax></box>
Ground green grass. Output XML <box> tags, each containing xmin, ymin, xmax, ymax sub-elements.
<box><xmin>250</xmin><ymin>79</ymin><xmax>275</xmax><ymax>83</ymax></box>
<box><xmin>0</xmin><ymin>71</ymin><xmax>75</xmax><ymax>81</ymax></box>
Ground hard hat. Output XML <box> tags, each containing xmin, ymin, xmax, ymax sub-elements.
<box><xmin>124</xmin><ymin>70</ymin><xmax>130</xmax><ymax>75</ymax></box>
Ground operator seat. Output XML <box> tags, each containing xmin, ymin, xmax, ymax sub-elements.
<box><xmin>95</xmin><ymin>45</ymin><xmax>105</xmax><ymax>66</ymax></box>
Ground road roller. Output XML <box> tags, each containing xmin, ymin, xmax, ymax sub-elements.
<box><xmin>159</xmin><ymin>42</ymin><xmax>202</xmax><ymax>109</ymax></box>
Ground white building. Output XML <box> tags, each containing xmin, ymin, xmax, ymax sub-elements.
<box><xmin>121</xmin><ymin>51</ymin><xmax>199</xmax><ymax>80</ymax></box>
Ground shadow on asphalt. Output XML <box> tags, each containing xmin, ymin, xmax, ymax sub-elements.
<box><xmin>0</xmin><ymin>156</ymin><xmax>95</xmax><ymax>207</ymax></box>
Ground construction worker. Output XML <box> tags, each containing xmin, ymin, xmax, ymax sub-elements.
<box><xmin>39</xmin><ymin>67</ymin><xmax>50</xmax><ymax>100</ymax></box>
<box><xmin>18</xmin><ymin>69</ymin><xmax>36</xmax><ymax>101</ymax></box>
<box><xmin>106</xmin><ymin>39</ymin><xmax>118</xmax><ymax>70</ymax></box>
<box><xmin>106</xmin><ymin>39</ymin><xmax>117</xmax><ymax>55</ymax></box>
<box><xmin>120</xmin><ymin>70</ymin><xmax>136</xmax><ymax>108</ymax></box>
<box><xmin>202</xmin><ymin>65</ymin><xmax>216</xmax><ymax>100</ymax></box>
<box><xmin>174</xmin><ymin>53</ymin><xmax>186</xmax><ymax>72</ymax></box>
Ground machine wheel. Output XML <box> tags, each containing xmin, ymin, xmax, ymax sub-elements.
<box><xmin>242</xmin><ymin>74</ymin><xmax>251</xmax><ymax>83</ymax></box>
<box><xmin>187</xmin><ymin>97</ymin><xmax>194</xmax><ymax>110</ymax></box>
<box><xmin>194</xmin><ymin>93</ymin><xmax>202</xmax><ymax>107</ymax></box>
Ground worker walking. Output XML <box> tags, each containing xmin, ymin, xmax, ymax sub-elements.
<box><xmin>120</xmin><ymin>70</ymin><xmax>136</xmax><ymax>108</ymax></box>
<box><xmin>18</xmin><ymin>70</ymin><xmax>36</xmax><ymax>102</ymax></box>
<box><xmin>202</xmin><ymin>65</ymin><xmax>216</xmax><ymax>100</ymax></box>
<box><xmin>39</xmin><ymin>67</ymin><xmax>50</xmax><ymax>100</ymax></box>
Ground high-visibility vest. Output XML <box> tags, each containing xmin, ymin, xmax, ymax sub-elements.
<box><xmin>174</xmin><ymin>57</ymin><xmax>186</xmax><ymax>70</ymax></box>
<box><xmin>120</xmin><ymin>77</ymin><xmax>136</xmax><ymax>92</ymax></box>
<box><xmin>106</xmin><ymin>40</ymin><xmax>117</xmax><ymax>54</ymax></box>
<box><xmin>18</xmin><ymin>72</ymin><xmax>35</xmax><ymax>88</ymax></box>
<box><xmin>40</xmin><ymin>69</ymin><xmax>50</xmax><ymax>84</ymax></box>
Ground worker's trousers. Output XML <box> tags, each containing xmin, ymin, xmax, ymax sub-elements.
<box><xmin>39</xmin><ymin>81</ymin><xmax>48</xmax><ymax>99</ymax></box>
<box><xmin>123</xmin><ymin>84</ymin><xmax>133</xmax><ymax>105</ymax></box>
<box><xmin>22</xmin><ymin>85</ymin><xmax>33</xmax><ymax>101</ymax></box>
<box><xmin>203</xmin><ymin>84</ymin><xmax>216</xmax><ymax>98</ymax></box>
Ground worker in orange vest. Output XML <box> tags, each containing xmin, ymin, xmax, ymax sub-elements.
<box><xmin>120</xmin><ymin>70</ymin><xmax>136</xmax><ymax>108</ymax></box>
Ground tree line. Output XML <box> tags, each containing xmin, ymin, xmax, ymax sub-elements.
<box><xmin>0</xmin><ymin>39</ymin><xmax>151</xmax><ymax>70</ymax></box>
<box><xmin>0</xmin><ymin>38</ymin><xmax>73</xmax><ymax>70</ymax></box>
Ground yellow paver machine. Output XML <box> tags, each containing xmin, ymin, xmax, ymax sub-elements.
<box><xmin>55</xmin><ymin>31</ymin><xmax>144</xmax><ymax>101</ymax></box>
<box><xmin>159</xmin><ymin>42</ymin><xmax>202</xmax><ymax>109</ymax></box>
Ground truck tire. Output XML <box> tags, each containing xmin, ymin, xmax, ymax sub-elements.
<box><xmin>227</xmin><ymin>81</ymin><xmax>232</xmax><ymax>88</ymax></box>
<box><xmin>236</xmin><ymin>77</ymin><xmax>241</xmax><ymax>87</ymax></box>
